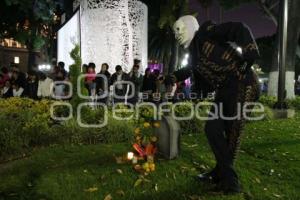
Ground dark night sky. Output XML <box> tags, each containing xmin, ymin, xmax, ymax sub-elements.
<box><xmin>189</xmin><ymin>0</ymin><xmax>277</xmax><ymax>38</ymax></box>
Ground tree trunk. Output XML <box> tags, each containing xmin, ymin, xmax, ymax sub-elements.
<box><xmin>268</xmin><ymin>0</ymin><xmax>300</xmax><ymax>99</ymax></box>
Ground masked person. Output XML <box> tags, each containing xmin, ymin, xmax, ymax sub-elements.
<box><xmin>171</xmin><ymin>15</ymin><xmax>260</xmax><ymax>194</ymax></box>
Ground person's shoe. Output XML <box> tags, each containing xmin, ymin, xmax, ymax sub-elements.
<box><xmin>196</xmin><ymin>170</ymin><xmax>220</xmax><ymax>184</ymax></box>
<box><xmin>214</xmin><ymin>181</ymin><xmax>242</xmax><ymax>195</ymax></box>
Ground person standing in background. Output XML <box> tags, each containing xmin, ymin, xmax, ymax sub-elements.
<box><xmin>128</xmin><ymin>64</ymin><xmax>143</xmax><ymax>104</ymax></box>
<box><xmin>84</xmin><ymin>63</ymin><xmax>96</xmax><ymax>97</ymax></box>
<box><xmin>110</xmin><ymin>65</ymin><xmax>128</xmax><ymax>104</ymax></box>
<box><xmin>58</xmin><ymin>62</ymin><xmax>68</xmax><ymax>80</ymax></box>
<box><xmin>95</xmin><ymin>63</ymin><xmax>111</xmax><ymax>103</ymax></box>
<box><xmin>141</xmin><ymin>68</ymin><xmax>156</xmax><ymax>101</ymax></box>
<box><xmin>26</xmin><ymin>71</ymin><xmax>39</xmax><ymax>100</ymax></box>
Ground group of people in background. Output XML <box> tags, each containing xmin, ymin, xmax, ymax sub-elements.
<box><xmin>1</xmin><ymin>60</ymin><xmax>300</xmax><ymax>103</ymax></box>
<box><xmin>82</xmin><ymin>59</ymin><xmax>188</xmax><ymax>104</ymax></box>
<box><xmin>0</xmin><ymin>62</ymin><xmax>68</xmax><ymax>99</ymax></box>
<box><xmin>0</xmin><ymin>59</ymin><xmax>191</xmax><ymax>104</ymax></box>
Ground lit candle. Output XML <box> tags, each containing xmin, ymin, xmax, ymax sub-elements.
<box><xmin>127</xmin><ymin>152</ymin><xmax>134</xmax><ymax>160</ymax></box>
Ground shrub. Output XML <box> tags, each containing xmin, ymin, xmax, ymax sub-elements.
<box><xmin>69</xmin><ymin>44</ymin><xmax>88</xmax><ymax>111</ymax></box>
<box><xmin>258</xmin><ymin>95</ymin><xmax>277</xmax><ymax>108</ymax></box>
<box><xmin>259</xmin><ymin>95</ymin><xmax>300</xmax><ymax>110</ymax></box>
<box><xmin>104</xmin><ymin>114</ymin><xmax>135</xmax><ymax>143</ymax></box>
<box><xmin>172</xmin><ymin>101</ymin><xmax>206</xmax><ymax>135</ymax></box>
<box><xmin>0</xmin><ymin>98</ymin><xmax>135</xmax><ymax>161</ymax></box>
<box><xmin>0</xmin><ymin>98</ymin><xmax>55</xmax><ymax>159</ymax></box>
<box><xmin>287</xmin><ymin>96</ymin><xmax>300</xmax><ymax>110</ymax></box>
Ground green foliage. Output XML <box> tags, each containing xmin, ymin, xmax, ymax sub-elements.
<box><xmin>104</xmin><ymin>114</ymin><xmax>135</xmax><ymax>143</ymax></box>
<box><xmin>249</xmin><ymin>104</ymin><xmax>274</xmax><ymax>120</ymax></box>
<box><xmin>172</xmin><ymin>101</ymin><xmax>206</xmax><ymax>134</ymax></box>
<box><xmin>146</xmin><ymin>0</ymin><xmax>189</xmax><ymax>73</ymax></box>
<box><xmin>137</xmin><ymin>105</ymin><xmax>157</xmax><ymax>121</ymax></box>
<box><xmin>158</xmin><ymin>0</ymin><xmax>189</xmax><ymax>29</ymax></box>
<box><xmin>0</xmin><ymin>0</ymin><xmax>60</xmax><ymax>51</ymax></box>
<box><xmin>1</xmin><ymin>95</ymin><xmax>299</xmax><ymax>161</ymax></box>
<box><xmin>0</xmin><ymin>98</ymin><xmax>135</xmax><ymax>161</ymax></box>
<box><xmin>259</xmin><ymin>94</ymin><xmax>300</xmax><ymax>110</ymax></box>
<box><xmin>69</xmin><ymin>44</ymin><xmax>87</xmax><ymax>111</ymax></box>
<box><xmin>258</xmin><ymin>95</ymin><xmax>277</xmax><ymax>108</ymax></box>
<box><xmin>0</xmin><ymin>98</ymin><xmax>54</xmax><ymax>159</ymax></box>
<box><xmin>287</xmin><ymin>96</ymin><xmax>300</xmax><ymax>110</ymax></box>
<box><xmin>1</xmin><ymin>114</ymin><xmax>300</xmax><ymax>199</ymax></box>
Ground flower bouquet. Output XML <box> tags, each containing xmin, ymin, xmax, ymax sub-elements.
<box><xmin>130</xmin><ymin>121</ymin><xmax>160</xmax><ymax>174</ymax></box>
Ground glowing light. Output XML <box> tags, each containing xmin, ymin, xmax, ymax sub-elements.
<box><xmin>127</xmin><ymin>152</ymin><xmax>134</xmax><ymax>160</ymax></box>
<box><xmin>181</xmin><ymin>59</ymin><xmax>188</xmax><ymax>67</ymax></box>
<box><xmin>236</xmin><ymin>47</ymin><xmax>243</xmax><ymax>54</ymax></box>
<box><xmin>38</xmin><ymin>64</ymin><xmax>51</xmax><ymax>71</ymax></box>
<box><xmin>14</xmin><ymin>57</ymin><xmax>20</xmax><ymax>64</ymax></box>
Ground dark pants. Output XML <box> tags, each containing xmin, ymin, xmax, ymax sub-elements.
<box><xmin>205</xmin><ymin>70</ymin><xmax>260</xmax><ymax>187</ymax></box>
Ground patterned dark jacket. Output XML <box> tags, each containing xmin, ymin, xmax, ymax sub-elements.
<box><xmin>174</xmin><ymin>21</ymin><xmax>260</xmax><ymax>96</ymax></box>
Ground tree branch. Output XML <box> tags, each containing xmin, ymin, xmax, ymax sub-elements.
<box><xmin>269</xmin><ymin>0</ymin><xmax>279</xmax><ymax>10</ymax></box>
<box><xmin>257</xmin><ymin>0</ymin><xmax>278</xmax><ymax>26</ymax></box>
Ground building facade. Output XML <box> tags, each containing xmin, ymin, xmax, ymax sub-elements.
<box><xmin>0</xmin><ymin>38</ymin><xmax>40</xmax><ymax>72</ymax></box>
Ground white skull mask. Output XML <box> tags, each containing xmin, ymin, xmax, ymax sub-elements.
<box><xmin>173</xmin><ymin>15</ymin><xmax>200</xmax><ymax>48</ymax></box>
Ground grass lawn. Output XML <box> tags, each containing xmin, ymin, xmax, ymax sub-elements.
<box><xmin>0</xmin><ymin>115</ymin><xmax>300</xmax><ymax>200</ymax></box>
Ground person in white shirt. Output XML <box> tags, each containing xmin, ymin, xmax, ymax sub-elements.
<box><xmin>37</xmin><ymin>72</ymin><xmax>54</xmax><ymax>98</ymax></box>
<box><xmin>12</xmin><ymin>82</ymin><xmax>24</xmax><ymax>97</ymax></box>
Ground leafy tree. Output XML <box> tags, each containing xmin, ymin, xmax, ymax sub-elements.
<box><xmin>0</xmin><ymin>0</ymin><xmax>62</xmax><ymax>69</ymax></box>
<box><xmin>143</xmin><ymin>0</ymin><xmax>194</xmax><ymax>74</ymax></box>
<box><xmin>69</xmin><ymin>44</ymin><xmax>87</xmax><ymax>111</ymax></box>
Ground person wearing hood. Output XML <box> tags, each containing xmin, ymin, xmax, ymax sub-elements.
<box><xmin>170</xmin><ymin>15</ymin><xmax>260</xmax><ymax>194</ymax></box>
